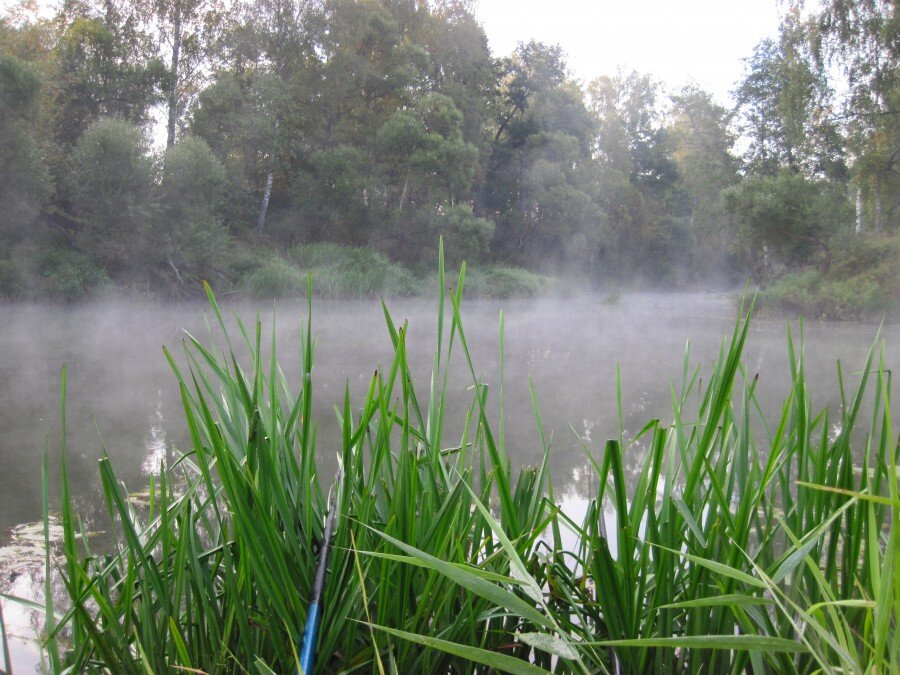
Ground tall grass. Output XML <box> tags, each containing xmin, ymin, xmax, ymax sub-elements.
<box><xmin>10</xmin><ymin>247</ymin><xmax>897</xmax><ymax>673</ymax></box>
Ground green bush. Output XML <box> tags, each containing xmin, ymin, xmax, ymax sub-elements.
<box><xmin>0</xmin><ymin>55</ymin><xmax>51</xmax><ymax>242</ymax></box>
<box><xmin>39</xmin><ymin>249</ymin><xmax>109</xmax><ymax>301</ymax></box>
<box><xmin>241</xmin><ymin>257</ymin><xmax>306</xmax><ymax>298</ymax></box>
<box><xmin>726</xmin><ymin>170</ymin><xmax>851</xmax><ymax>276</ymax></box>
<box><xmin>226</xmin><ymin>244</ymin><xmax>566</xmax><ymax>301</ymax></box>
<box><xmin>433</xmin><ymin>205</ymin><xmax>494</xmax><ymax>269</ymax></box>
<box><xmin>290</xmin><ymin>243</ymin><xmax>419</xmax><ymax>297</ymax></box>
<box><xmin>0</xmin><ymin>260</ymin><xmax>20</xmax><ymax>299</ymax></box>
<box><xmin>464</xmin><ymin>265</ymin><xmax>552</xmax><ymax>298</ymax></box>
<box><xmin>68</xmin><ymin>118</ymin><xmax>155</xmax><ymax>273</ymax></box>
<box><xmin>224</xmin><ymin>247</ymin><xmax>267</xmax><ymax>281</ymax></box>
<box><xmin>0</xmin><ymin>253</ymin><xmax>32</xmax><ymax>299</ymax></box>
<box><xmin>157</xmin><ymin>136</ymin><xmax>230</xmax><ymax>280</ymax></box>
<box><xmin>758</xmin><ymin>234</ymin><xmax>899</xmax><ymax>320</ymax></box>
<box><xmin>831</xmin><ymin>233</ymin><xmax>900</xmax><ymax>303</ymax></box>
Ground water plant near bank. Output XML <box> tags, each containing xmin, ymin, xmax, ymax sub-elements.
<box><xmin>4</xmin><ymin>249</ymin><xmax>897</xmax><ymax>674</ymax></box>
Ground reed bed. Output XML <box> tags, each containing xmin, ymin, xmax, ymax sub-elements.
<box><xmin>9</xmin><ymin>249</ymin><xmax>898</xmax><ymax>674</ymax></box>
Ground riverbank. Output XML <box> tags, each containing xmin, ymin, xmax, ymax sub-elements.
<box><xmin>0</xmin><ymin>241</ymin><xmax>568</xmax><ymax>303</ymax></box>
<box><xmin>4</xmin><ymin>237</ymin><xmax>898</xmax><ymax>324</ymax></box>
<box><xmin>754</xmin><ymin>233</ymin><xmax>900</xmax><ymax>321</ymax></box>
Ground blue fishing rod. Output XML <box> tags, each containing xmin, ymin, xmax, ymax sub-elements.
<box><xmin>299</xmin><ymin>468</ymin><xmax>341</xmax><ymax>674</ymax></box>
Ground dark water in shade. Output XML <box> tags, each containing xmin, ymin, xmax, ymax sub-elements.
<box><xmin>0</xmin><ymin>292</ymin><xmax>896</xmax><ymax>670</ymax></box>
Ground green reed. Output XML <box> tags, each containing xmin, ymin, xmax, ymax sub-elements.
<box><xmin>9</xmin><ymin>246</ymin><xmax>897</xmax><ymax>674</ymax></box>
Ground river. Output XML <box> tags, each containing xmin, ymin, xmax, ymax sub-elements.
<box><xmin>0</xmin><ymin>292</ymin><xmax>896</xmax><ymax>670</ymax></box>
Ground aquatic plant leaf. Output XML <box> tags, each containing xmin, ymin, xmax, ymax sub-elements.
<box><xmin>585</xmin><ymin>635</ymin><xmax>806</xmax><ymax>652</ymax></box>
<box><xmin>516</xmin><ymin>631</ymin><xmax>579</xmax><ymax>660</ymax></box>
<box><xmin>362</xmin><ymin>524</ymin><xmax>552</xmax><ymax>628</ymax></box>
<box><xmin>659</xmin><ymin>594</ymin><xmax>772</xmax><ymax>610</ymax></box>
<box><xmin>647</xmin><ymin>542</ymin><xmax>766</xmax><ymax>589</ymax></box>
<box><xmin>364</xmin><ymin>623</ymin><xmax>552</xmax><ymax>675</ymax></box>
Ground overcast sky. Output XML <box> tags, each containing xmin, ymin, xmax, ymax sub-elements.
<box><xmin>475</xmin><ymin>0</ymin><xmax>783</xmax><ymax>104</ymax></box>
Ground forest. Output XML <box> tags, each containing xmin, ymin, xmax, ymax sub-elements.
<box><xmin>0</xmin><ymin>0</ymin><xmax>897</xmax><ymax>317</ymax></box>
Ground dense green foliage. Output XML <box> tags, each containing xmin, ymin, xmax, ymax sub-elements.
<box><xmin>22</xmin><ymin>265</ymin><xmax>898</xmax><ymax>673</ymax></box>
<box><xmin>0</xmin><ymin>0</ymin><xmax>896</xmax><ymax>315</ymax></box>
<box><xmin>240</xmin><ymin>243</ymin><xmax>420</xmax><ymax>298</ymax></box>
<box><xmin>757</xmin><ymin>233</ymin><xmax>900</xmax><ymax>319</ymax></box>
<box><xmin>226</xmin><ymin>242</ymin><xmax>550</xmax><ymax>300</ymax></box>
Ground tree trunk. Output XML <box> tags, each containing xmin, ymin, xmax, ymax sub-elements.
<box><xmin>874</xmin><ymin>175</ymin><xmax>883</xmax><ymax>234</ymax></box>
<box><xmin>517</xmin><ymin>148</ymin><xmax>526</xmax><ymax>252</ymax></box>
<box><xmin>855</xmin><ymin>186</ymin><xmax>863</xmax><ymax>234</ymax></box>
<box><xmin>168</xmin><ymin>258</ymin><xmax>185</xmax><ymax>285</ymax></box>
<box><xmin>257</xmin><ymin>170</ymin><xmax>274</xmax><ymax>232</ymax></box>
<box><xmin>166</xmin><ymin>3</ymin><xmax>183</xmax><ymax>149</ymax></box>
<box><xmin>398</xmin><ymin>174</ymin><xmax>408</xmax><ymax>213</ymax></box>
<box><xmin>819</xmin><ymin>240</ymin><xmax>831</xmax><ymax>274</ymax></box>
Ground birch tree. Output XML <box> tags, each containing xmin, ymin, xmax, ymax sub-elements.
<box><xmin>154</xmin><ymin>0</ymin><xmax>224</xmax><ymax>147</ymax></box>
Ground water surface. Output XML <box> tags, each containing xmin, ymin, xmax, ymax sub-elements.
<box><xmin>0</xmin><ymin>292</ymin><xmax>896</xmax><ymax>670</ymax></box>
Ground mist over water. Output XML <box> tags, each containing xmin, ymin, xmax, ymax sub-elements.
<box><xmin>1</xmin><ymin>292</ymin><xmax>895</xmax><ymax>537</ymax></box>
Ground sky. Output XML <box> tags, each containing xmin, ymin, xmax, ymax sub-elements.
<box><xmin>474</xmin><ymin>0</ymin><xmax>783</xmax><ymax>105</ymax></box>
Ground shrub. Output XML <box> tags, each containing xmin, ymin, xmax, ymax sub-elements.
<box><xmin>241</xmin><ymin>257</ymin><xmax>306</xmax><ymax>298</ymax></box>
<box><xmin>225</xmin><ymin>247</ymin><xmax>267</xmax><ymax>280</ymax></box>
<box><xmin>434</xmin><ymin>205</ymin><xmax>494</xmax><ymax>269</ymax></box>
<box><xmin>0</xmin><ymin>56</ymin><xmax>50</xmax><ymax>242</ymax></box>
<box><xmin>39</xmin><ymin>249</ymin><xmax>109</xmax><ymax>301</ymax></box>
<box><xmin>157</xmin><ymin>136</ymin><xmax>230</xmax><ymax>280</ymax></box>
<box><xmin>758</xmin><ymin>270</ymin><xmax>894</xmax><ymax>320</ymax></box>
<box><xmin>726</xmin><ymin>171</ymin><xmax>851</xmax><ymax>277</ymax></box>
<box><xmin>758</xmin><ymin>233</ymin><xmax>899</xmax><ymax>320</ymax></box>
<box><xmin>0</xmin><ymin>259</ymin><xmax>22</xmax><ymax>299</ymax></box>
<box><xmin>68</xmin><ymin>118</ymin><xmax>155</xmax><ymax>273</ymax></box>
<box><xmin>0</xmin><ymin>246</ymin><xmax>36</xmax><ymax>299</ymax></box>
<box><xmin>290</xmin><ymin>243</ymin><xmax>419</xmax><ymax>297</ymax></box>
<box><xmin>464</xmin><ymin>265</ymin><xmax>551</xmax><ymax>298</ymax></box>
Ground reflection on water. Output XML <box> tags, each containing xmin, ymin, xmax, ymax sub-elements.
<box><xmin>141</xmin><ymin>393</ymin><xmax>169</xmax><ymax>477</ymax></box>
<box><xmin>0</xmin><ymin>520</ymin><xmax>62</xmax><ymax>673</ymax></box>
<box><xmin>2</xmin><ymin>562</ymin><xmax>48</xmax><ymax>672</ymax></box>
<box><xmin>0</xmin><ymin>292</ymin><xmax>896</xmax><ymax>668</ymax></box>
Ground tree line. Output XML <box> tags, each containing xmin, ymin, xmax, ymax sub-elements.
<box><xmin>0</xmin><ymin>0</ymin><xmax>896</xmax><ymax>301</ymax></box>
